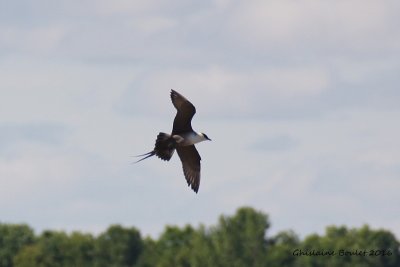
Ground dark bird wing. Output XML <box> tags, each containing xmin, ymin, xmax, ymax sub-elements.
<box><xmin>176</xmin><ymin>145</ymin><xmax>201</xmax><ymax>193</ymax></box>
<box><xmin>170</xmin><ymin>89</ymin><xmax>196</xmax><ymax>134</ymax></box>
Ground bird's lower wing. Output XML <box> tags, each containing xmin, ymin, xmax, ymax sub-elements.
<box><xmin>176</xmin><ymin>145</ymin><xmax>201</xmax><ymax>193</ymax></box>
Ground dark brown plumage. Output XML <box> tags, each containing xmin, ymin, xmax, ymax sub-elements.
<box><xmin>135</xmin><ymin>89</ymin><xmax>210</xmax><ymax>193</ymax></box>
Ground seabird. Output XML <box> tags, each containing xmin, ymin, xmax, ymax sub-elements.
<box><xmin>136</xmin><ymin>89</ymin><xmax>211</xmax><ymax>193</ymax></box>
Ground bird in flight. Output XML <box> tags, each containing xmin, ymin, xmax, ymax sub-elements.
<box><xmin>135</xmin><ymin>89</ymin><xmax>211</xmax><ymax>193</ymax></box>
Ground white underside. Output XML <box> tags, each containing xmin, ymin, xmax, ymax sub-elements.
<box><xmin>173</xmin><ymin>131</ymin><xmax>205</xmax><ymax>146</ymax></box>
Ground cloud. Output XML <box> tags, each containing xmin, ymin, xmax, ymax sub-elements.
<box><xmin>116</xmin><ymin>65</ymin><xmax>330</xmax><ymax>119</ymax></box>
<box><xmin>0</xmin><ymin>123</ymin><xmax>67</xmax><ymax>155</ymax></box>
<box><xmin>249</xmin><ymin>135</ymin><xmax>298</xmax><ymax>152</ymax></box>
<box><xmin>226</xmin><ymin>0</ymin><xmax>398</xmax><ymax>53</ymax></box>
<box><xmin>0</xmin><ymin>0</ymin><xmax>399</xmax><ymax>240</ymax></box>
<box><xmin>88</xmin><ymin>0</ymin><xmax>193</xmax><ymax>17</ymax></box>
<box><xmin>0</xmin><ymin>25</ymin><xmax>67</xmax><ymax>56</ymax></box>
<box><xmin>215</xmin><ymin>109</ymin><xmax>400</xmax><ymax>238</ymax></box>
<box><xmin>0</xmin><ymin>56</ymin><xmax>137</xmax><ymax>124</ymax></box>
<box><xmin>126</xmin><ymin>16</ymin><xmax>178</xmax><ymax>34</ymax></box>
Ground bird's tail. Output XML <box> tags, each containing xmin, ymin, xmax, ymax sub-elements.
<box><xmin>134</xmin><ymin>132</ymin><xmax>176</xmax><ymax>163</ymax></box>
<box><xmin>154</xmin><ymin>132</ymin><xmax>176</xmax><ymax>161</ymax></box>
<box><xmin>133</xmin><ymin>151</ymin><xmax>156</xmax><ymax>163</ymax></box>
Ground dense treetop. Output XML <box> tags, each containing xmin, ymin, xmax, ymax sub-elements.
<box><xmin>1</xmin><ymin>207</ymin><xmax>399</xmax><ymax>267</ymax></box>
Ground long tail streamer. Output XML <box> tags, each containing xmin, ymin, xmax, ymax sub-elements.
<box><xmin>133</xmin><ymin>151</ymin><xmax>156</xmax><ymax>163</ymax></box>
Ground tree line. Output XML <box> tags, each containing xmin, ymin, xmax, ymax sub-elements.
<box><xmin>0</xmin><ymin>207</ymin><xmax>399</xmax><ymax>267</ymax></box>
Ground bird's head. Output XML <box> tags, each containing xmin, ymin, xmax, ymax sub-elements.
<box><xmin>201</xmin><ymin>133</ymin><xmax>212</xmax><ymax>141</ymax></box>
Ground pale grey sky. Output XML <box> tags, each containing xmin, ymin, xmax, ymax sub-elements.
<box><xmin>1</xmin><ymin>0</ymin><xmax>399</xmax><ymax>238</ymax></box>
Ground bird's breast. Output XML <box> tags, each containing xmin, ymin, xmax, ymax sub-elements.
<box><xmin>175</xmin><ymin>132</ymin><xmax>203</xmax><ymax>146</ymax></box>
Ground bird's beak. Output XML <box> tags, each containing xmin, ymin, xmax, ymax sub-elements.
<box><xmin>207</xmin><ymin>137</ymin><xmax>212</xmax><ymax>141</ymax></box>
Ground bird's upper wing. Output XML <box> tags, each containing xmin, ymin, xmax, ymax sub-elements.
<box><xmin>176</xmin><ymin>145</ymin><xmax>201</xmax><ymax>193</ymax></box>
<box><xmin>170</xmin><ymin>89</ymin><xmax>196</xmax><ymax>134</ymax></box>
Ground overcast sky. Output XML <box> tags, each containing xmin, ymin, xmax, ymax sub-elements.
<box><xmin>1</xmin><ymin>0</ymin><xmax>399</xmax><ymax>239</ymax></box>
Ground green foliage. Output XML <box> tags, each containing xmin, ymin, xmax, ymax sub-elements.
<box><xmin>209</xmin><ymin>207</ymin><xmax>269</xmax><ymax>267</ymax></box>
<box><xmin>142</xmin><ymin>225</ymin><xmax>196</xmax><ymax>267</ymax></box>
<box><xmin>12</xmin><ymin>226</ymin><xmax>142</xmax><ymax>267</ymax></box>
<box><xmin>298</xmin><ymin>225</ymin><xmax>400</xmax><ymax>267</ymax></box>
<box><xmin>13</xmin><ymin>231</ymin><xmax>96</xmax><ymax>267</ymax></box>
<box><xmin>1</xmin><ymin>207</ymin><xmax>399</xmax><ymax>267</ymax></box>
<box><xmin>95</xmin><ymin>225</ymin><xmax>143</xmax><ymax>267</ymax></box>
<box><xmin>0</xmin><ymin>224</ymin><xmax>34</xmax><ymax>267</ymax></box>
<box><xmin>265</xmin><ymin>230</ymin><xmax>300</xmax><ymax>267</ymax></box>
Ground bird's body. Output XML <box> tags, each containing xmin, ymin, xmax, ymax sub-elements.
<box><xmin>174</xmin><ymin>131</ymin><xmax>208</xmax><ymax>146</ymax></box>
<box><xmin>136</xmin><ymin>90</ymin><xmax>211</xmax><ymax>193</ymax></box>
